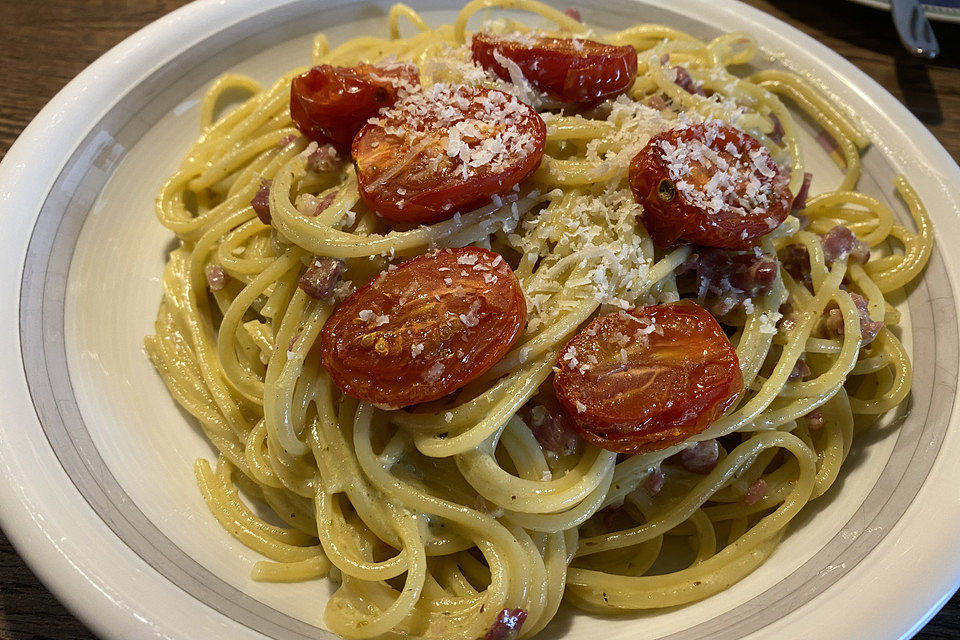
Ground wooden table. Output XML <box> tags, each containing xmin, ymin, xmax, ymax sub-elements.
<box><xmin>0</xmin><ymin>1</ymin><xmax>957</xmax><ymax>638</ymax></box>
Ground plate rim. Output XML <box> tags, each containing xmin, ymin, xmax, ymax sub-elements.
<box><xmin>0</xmin><ymin>1</ymin><xmax>959</xmax><ymax>639</ymax></box>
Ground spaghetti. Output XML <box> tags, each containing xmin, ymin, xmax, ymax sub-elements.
<box><xmin>145</xmin><ymin>2</ymin><xmax>933</xmax><ymax>638</ymax></box>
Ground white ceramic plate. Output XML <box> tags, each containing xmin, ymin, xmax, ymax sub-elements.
<box><xmin>1</xmin><ymin>1</ymin><xmax>959</xmax><ymax>639</ymax></box>
<box><xmin>847</xmin><ymin>0</ymin><xmax>960</xmax><ymax>23</ymax></box>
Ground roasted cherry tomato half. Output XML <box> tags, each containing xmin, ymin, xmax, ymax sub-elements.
<box><xmin>629</xmin><ymin>123</ymin><xmax>792</xmax><ymax>250</ymax></box>
<box><xmin>471</xmin><ymin>32</ymin><xmax>637</xmax><ymax>104</ymax></box>
<box><xmin>320</xmin><ymin>247</ymin><xmax>526</xmax><ymax>408</ymax></box>
<box><xmin>352</xmin><ymin>85</ymin><xmax>545</xmax><ymax>224</ymax></box>
<box><xmin>290</xmin><ymin>62</ymin><xmax>419</xmax><ymax>153</ymax></box>
<box><xmin>553</xmin><ymin>301</ymin><xmax>742</xmax><ymax>454</ymax></box>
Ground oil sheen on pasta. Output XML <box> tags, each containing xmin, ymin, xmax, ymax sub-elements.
<box><xmin>144</xmin><ymin>1</ymin><xmax>933</xmax><ymax>638</ymax></box>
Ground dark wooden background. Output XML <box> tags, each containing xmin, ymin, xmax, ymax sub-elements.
<box><xmin>0</xmin><ymin>0</ymin><xmax>957</xmax><ymax>638</ymax></box>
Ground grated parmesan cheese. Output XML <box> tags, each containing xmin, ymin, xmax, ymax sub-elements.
<box><xmin>459</xmin><ymin>300</ymin><xmax>483</xmax><ymax>328</ymax></box>
<box><xmin>758</xmin><ymin>311</ymin><xmax>783</xmax><ymax>334</ymax></box>
<box><xmin>359</xmin><ymin>309</ymin><xmax>389</xmax><ymax>326</ymax></box>
<box><xmin>424</xmin><ymin>362</ymin><xmax>445</xmax><ymax>383</ymax></box>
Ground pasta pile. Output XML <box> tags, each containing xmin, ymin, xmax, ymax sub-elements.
<box><xmin>145</xmin><ymin>1</ymin><xmax>933</xmax><ymax>638</ymax></box>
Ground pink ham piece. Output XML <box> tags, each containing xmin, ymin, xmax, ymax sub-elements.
<box><xmin>307</xmin><ymin>143</ymin><xmax>340</xmax><ymax>173</ymax></box>
<box><xmin>676</xmin><ymin>439</ymin><xmax>720</xmax><ymax>474</ymax></box>
<box><xmin>486</xmin><ymin>608</ymin><xmax>527</xmax><ymax>640</ymax></box>
<box><xmin>647</xmin><ymin>93</ymin><xmax>669</xmax><ymax>111</ymax></box>
<box><xmin>788</xmin><ymin>356</ymin><xmax>811</xmax><ymax>381</ymax></box>
<box><xmin>805</xmin><ymin>408</ymin><xmax>825</xmax><ymax>431</ymax></box>
<box><xmin>698</xmin><ymin>249</ymin><xmax>778</xmax><ymax>298</ymax></box>
<box><xmin>599</xmin><ymin>496</ymin><xmax>625</xmax><ymax>531</ymax></box>
<box><xmin>564</xmin><ymin>7</ymin><xmax>582</xmax><ymax>21</ymax></box>
<box><xmin>205</xmin><ymin>265</ymin><xmax>229</xmax><ymax>291</ymax></box>
<box><xmin>298</xmin><ymin>257</ymin><xmax>344</xmax><ymax>300</ymax></box>
<box><xmin>769</xmin><ymin>113</ymin><xmax>785</xmax><ymax>145</ymax></box>
<box><xmin>741</xmin><ymin>478</ymin><xmax>767</xmax><ymax>506</ymax></box>
<box><xmin>297</xmin><ymin>190</ymin><xmax>338</xmax><ymax>217</ymax></box>
<box><xmin>780</xmin><ymin>244</ymin><xmax>811</xmax><ymax>287</ymax></box>
<box><xmin>821</xmin><ymin>225</ymin><xmax>870</xmax><ymax>264</ymax></box>
<box><xmin>780</xmin><ymin>225</ymin><xmax>868</xmax><ymax>290</ymax></box>
<box><xmin>524</xmin><ymin>403</ymin><xmax>579</xmax><ymax>455</ymax></box>
<box><xmin>251</xmin><ymin>179</ymin><xmax>272</xmax><ymax>224</ymax></box>
<box><xmin>816</xmin><ymin>130</ymin><xmax>838</xmax><ymax>154</ymax></box>
<box><xmin>671</xmin><ymin>65</ymin><xmax>706</xmax><ymax>96</ymax></box>
<box><xmin>791</xmin><ymin>172</ymin><xmax>812</xmax><ymax>212</ymax></box>
<box><xmin>824</xmin><ymin>292</ymin><xmax>883</xmax><ymax>345</ymax></box>
<box><xmin>312</xmin><ymin>190</ymin><xmax>337</xmax><ymax>216</ymax></box>
<box><xmin>682</xmin><ymin>248</ymin><xmax>778</xmax><ymax>315</ymax></box>
<box><xmin>645</xmin><ymin>469</ymin><xmax>665</xmax><ymax>495</ymax></box>
<box><xmin>778</xmin><ymin>300</ymin><xmax>797</xmax><ymax>333</ymax></box>
<box><xmin>736</xmin><ymin>255</ymin><xmax>780</xmax><ymax>295</ymax></box>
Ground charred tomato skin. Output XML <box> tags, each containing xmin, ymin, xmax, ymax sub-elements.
<box><xmin>629</xmin><ymin>123</ymin><xmax>792</xmax><ymax>250</ymax></box>
<box><xmin>290</xmin><ymin>63</ymin><xmax>419</xmax><ymax>153</ymax></box>
<box><xmin>553</xmin><ymin>301</ymin><xmax>742</xmax><ymax>454</ymax></box>
<box><xmin>320</xmin><ymin>247</ymin><xmax>526</xmax><ymax>408</ymax></box>
<box><xmin>471</xmin><ymin>33</ymin><xmax>638</xmax><ymax>104</ymax></box>
<box><xmin>351</xmin><ymin>86</ymin><xmax>545</xmax><ymax>224</ymax></box>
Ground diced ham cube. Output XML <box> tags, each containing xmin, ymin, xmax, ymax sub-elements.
<box><xmin>298</xmin><ymin>257</ymin><xmax>344</xmax><ymax>300</ymax></box>
<box><xmin>769</xmin><ymin>113</ymin><xmax>785</xmax><ymax>145</ymax></box>
<box><xmin>684</xmin><ymin>248</ymin><xmax>779</xmax><ymax>316</ymax></box>
<box><xmin>788</xmin><ymin>356</ymin><xmax>811</xmax><ymax>381</ymax></box>
<box><xmin>306</xmin><ymin>143</ymin><xmax>340</xmax><ymax>173</ymax></box>
<box><xmin>781</xmin><ymin>244</ymin><xmax>811</xmax><ymax>287</ymax></box>
<box><xmin>741</xmin><ymin>478</ymin><xmax>767</xmax><ymax>506</ymax></box>
<box><xmin>251</xmin><ymin>179</ymin><xmax>272</xmax><ymax>224</ymax></box>
<box><xmin>647</xmin><ymin>93</ymin><xmax>669</xmax><ymax>111</ymax></box>
<box><xmin>676</xmin><ymin>439</ymin><xmax>720</xmax><ymax>474</ymax></box>
<box><xmin>824</xmin><ymin>292</ymin><xmax>883</xmax><ymax>345</ymax></box>
<box><xmin>816</xmin><ymin>130</ymin><xmax>838</xmax><ymax>154</ymax></box>
<box><xmin>805</xmin><ymin>408</ymin><xmax>824</xmax><ymax>431</ymax></box>
<box><xmin>791</xmin><ymin>172</ymin><xmax>812</xmax><ymax>211</ymax></box>
<box><xmin>821</xmin><ymin>226</ymin><xmax>870</xmax><ymax>264</ymax></box>
<box><xmin>205</xmin><ymin>265</ymin><xmax>228</xmax><ymax>291</ymax></box>
<box><xmin>644</xmin><ymin>469</ymin><xmax>665</xmax><ymax>495</ymax></box>
<box><xmin>522</xmin><ymin>401</ymin><xmax>579</xmax><ymax>455</ymax></box>
<box><xmin>485</xmin><ymin>608</ymin><xmax>527</xmax><ymax>640</ymax></box>
<box><xmin>297</xmin><ymin>190</ymin><xmax>338</xmax><ymax>217</ymax></box>
<box><xmin>672</xmin><ymin>65</ymin><xmax>706</xmax><ymax>96</ymax></box>
<box><xmin>778</xmin><ymin>300</ymin><xmax>797</xmax><ymax>333</ymax></box>
<box><xmin>599</xmin><ymin>496</ymin><xmax>625</xmax><ymax>531</ymax></box>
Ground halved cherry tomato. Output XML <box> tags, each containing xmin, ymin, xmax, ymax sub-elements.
<box><xmin>290</xmin><ymin>63</ymin><xmax>419</xmax><ymax>153</ymax></box>
<box><xmin>320</xmin><ymin>247</ymin><xmax>526</xmax><ymax>408</ymax></box>
<box><xmin>471</xmin><ymin>32</ymin><xmax>637</xmax><ymax>104</ymax></box>
<box><xmin>553</xmin><ymin>301</ymin><xmax>742</xmax><ymax>454</ymax></box>
<box><xmin>629</xmin><ymin>123</ymin><xmax>792</xmax><ymax>250</ymax></box>
<box><xmin>352</xmin><ymin>85</ymin><xmax>545</xmax><ymax>224</ymax></box>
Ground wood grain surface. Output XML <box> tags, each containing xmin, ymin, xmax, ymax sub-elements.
<box><xmin>0</xmin><ymin>1</ymin><xmax>957</xmax><ymax>639</ymax></box>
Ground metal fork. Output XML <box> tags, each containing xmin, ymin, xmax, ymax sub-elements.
<box><xmin>890</xmin><ymin>0</ymin><xmax>940</xmax><ymax>59</ymax></box>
